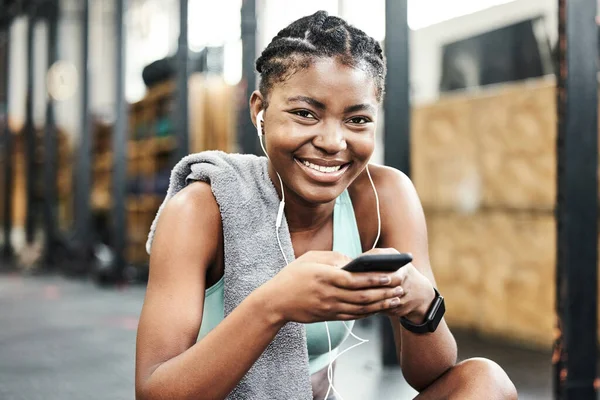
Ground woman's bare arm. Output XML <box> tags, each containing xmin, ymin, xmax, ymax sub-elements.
<box><xmin>375</xmin><ymin>167</ymin><xmax>458</xmax><ymax>392</ymax></box>
<box><xmin>135</xmin><ymin>182</ymin><xmax>286</xmax><ymax>400</ymax></box>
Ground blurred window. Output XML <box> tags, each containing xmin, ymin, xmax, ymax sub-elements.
<box><xmin>408</xmin><ymin>0</ymin><xmax>517</xmax><ymax>30</ymax></box>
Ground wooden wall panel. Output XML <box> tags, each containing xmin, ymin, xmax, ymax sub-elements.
<box><xmin>412</xmin><ymin>98</ymin><xmax>480</xmax><ymax>211</ymax></box>
<box><xmin>412</xmin><ymin>80</ymin><xmax>557</xmax><ymax>212</ymax></box>
<box><xmin>428</xmin><ymin>210</ymin><xmax>556</xmax><ymax>348</ymax></box>
<box><xmin>413</xmin><ymin>78</ymin><xmax>586</xmax><ymax>349</ymax></box>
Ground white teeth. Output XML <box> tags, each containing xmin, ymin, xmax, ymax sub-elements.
<box><xmin>302</xmin><ymin>160</ymin><xmax>342</xmax><ymax>173</ymax></box>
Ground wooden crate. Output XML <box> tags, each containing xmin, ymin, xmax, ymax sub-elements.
<box><xmin>427</xmin><ymin>212</ymin><xmax>484</xmax><ymax>328</ymax></box>
<box><xmin>428</xmin><ymin>210</ymin><xmax>556</xmax><ymax>348</ymax></box>
<box><xmin>480</xmin><ymin>152</ymin><xmax>555</xmax><ymax>210</ymax></box>
<box><xmin>473</xmin><ymin>82</ymin><xmax>556</xmax><ymax>209</ymax></box>
<box><xmin>473</xmin><ymin>82</ymin><xmax>556</xmax><ymax>155</ymax></box>
<box><xmin>412</xmin><ymin>97</ymin><xmax>480</xmax><ymax>212</ymax></box>
<box><xmin>413</xmin><ymin>79</ymin><xmax>558</xmax><ymax>211</ymax></box>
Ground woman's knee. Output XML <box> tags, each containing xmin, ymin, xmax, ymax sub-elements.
<box><xmin>454</xmin><ymin>358</ymin><xmax>517</xmax><ymax>400</ymax></box>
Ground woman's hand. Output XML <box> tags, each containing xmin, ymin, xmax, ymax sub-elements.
<box><xmin>361</xmin><ymin>248</ymin><xmax>436</xmax><ymax>324</ymax></box>
<box><xmin>258</xmin><ymin>250</ymin><xmax>404</xmax><ymax>324</ymax></box>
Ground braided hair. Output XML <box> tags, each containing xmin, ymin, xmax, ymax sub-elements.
<box><xmin>255</xmin><ymin>11</ymin><xmax>386</xmax><ymax>108</ymax></box>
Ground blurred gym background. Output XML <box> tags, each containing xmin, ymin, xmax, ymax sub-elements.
<box><xmin>0</xmin><ymin>0</ymin><xmax>598</xmax><ymax>399</ymax></box>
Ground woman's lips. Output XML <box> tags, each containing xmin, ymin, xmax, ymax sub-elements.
<box><xmin>294</xmin><ymin>157</ymin><xmax>351</xmax><ymax>183</ymax></box>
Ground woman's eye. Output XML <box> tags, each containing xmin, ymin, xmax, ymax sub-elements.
<box><xmin>293</xmin><ymin>110</ymin><xmax>316</xmax><ymax>119</ymax></box>
<box><xmin>348</xmin><ymin>116</ymin><xmax>370</xmax><ymax>124</ymax></box>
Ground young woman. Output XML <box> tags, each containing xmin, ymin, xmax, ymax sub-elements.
<box><xmin>135</xmin><ymin>11</ymin><xmax>517</xmax><ymax>400</ymax></box>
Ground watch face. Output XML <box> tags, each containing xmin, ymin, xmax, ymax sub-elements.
<box><xmin>426</xmin><ymin>297</ymin><xmax>443</xmax><ymax>321</ymax></box>
<box><xmin>428</xmin><ymin>298</ymin><xmax>445</xmax><ymax>332</ymax></box>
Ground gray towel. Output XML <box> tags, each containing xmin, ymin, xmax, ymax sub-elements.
<box><xmin>146</xmin><ymin>150</ymin><xmax>313</xmax><ymax>400</ymax></box>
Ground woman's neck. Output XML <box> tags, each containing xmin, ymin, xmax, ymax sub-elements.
<box><xmin>268</xmin><ymin>163</ymin><xmax>335</xmax><ymax>234</ymax></box>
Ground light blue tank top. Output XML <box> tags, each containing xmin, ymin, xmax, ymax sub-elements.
<box><xmin>198</xmin><ymin>189</ymin><xmax>363</xmax><ymax>374</ymax></box>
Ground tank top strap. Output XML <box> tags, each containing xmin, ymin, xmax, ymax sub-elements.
<box><xmin>332</xmin><ymin>189</ymin><xmax>363</xmax><ymax>258</ymax></box>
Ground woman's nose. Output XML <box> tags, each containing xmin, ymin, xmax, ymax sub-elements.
<box><xmin>313</xmin><ymin>124</ymin><xmax>347</xmax><ymax>154</ymax></box>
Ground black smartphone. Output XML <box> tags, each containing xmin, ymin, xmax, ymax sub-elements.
<box><xmin>342</xmin><ymin>253</ymin><xmax>413</xmax><ymax>273</ymax></box>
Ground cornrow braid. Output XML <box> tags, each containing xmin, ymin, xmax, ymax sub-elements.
<box><xmin>255</xmin><ymin>10</ymin><xmax>386</xmax><ymax>108</ymax></box>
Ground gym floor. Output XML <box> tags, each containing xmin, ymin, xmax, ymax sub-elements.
<box><xmin>0</xmin><ymin>272</ymin><xmax>573</xmax><ymax>400</ymax></box>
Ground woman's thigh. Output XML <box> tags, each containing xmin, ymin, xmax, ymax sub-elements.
<box><xmin>414</xmin><ymin>358</ymin><xmax>517</xmax><ymax>400</ymax></box>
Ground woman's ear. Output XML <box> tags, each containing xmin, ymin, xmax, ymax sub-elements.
<box><xmin>250</xmin><ymin>91</ymin><xmax>265</xmax><ymax>128</ymax></box>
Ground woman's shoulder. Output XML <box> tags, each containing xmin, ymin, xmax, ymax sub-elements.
<box><xmin>160</xmin><ymin>181</ymin><xmax>222</xmax><ymax>234</ymax></box>
<box><xmin>348</xmin><ymin>164</ymin><xmax>422</xmax><ymax>248</ymax></box>
<box><xmin>152</xmin><ymin>180</ymin><xmax>223</xmax><ymax>267</ymax></box>
<box><xmin>350</xmin><ymin>164</ymin><xmax>416</xmax><ymax>207</ymax></box>
<box><xmin>169</xmin><ymin>180</ymin><xmax>215</xmax><ymax>206</ymax></box>
<box><xmin>368</xmin><ymin>164</ymin><xmax>415</xmax><ymax>198</ymax></box>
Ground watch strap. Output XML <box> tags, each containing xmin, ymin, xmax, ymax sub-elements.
<box><xmin>400</xmin><ymin>288</ymin><xmax>445</xmax><ymax>334</ymax></box>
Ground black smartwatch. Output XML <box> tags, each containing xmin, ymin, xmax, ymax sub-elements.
<box><xmin>400</xmin><ymin>288</ymin><xmax>445</xmax><ymax>334</ymax></box>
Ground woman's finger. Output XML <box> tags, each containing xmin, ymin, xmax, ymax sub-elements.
<box><xmin>330</xmin><ymin>267</ymin><xmax>408</xmax><ymax>290</ymax></box>
<box><xmin>329</xmin><ymin>270</ymin><xmax>395</xmax><ymax>289</ymax></box>
<box><xmin>383</xmin><ymin>304</ymin><xmax>414</xmax><ymax>318</ymax></box>
<box><xmin>335</xmin><ymin>313</ymin><xmax>365</xmax><ymax>321</ymax></box>
<box><xmin>335</xmin><ymin>296</ymin><xmax>408</xmax><ymax>316</ymax></box>
<box><xmin>334</xmin><ymin>286</ymin><xmax>405</xmax><ymax>305</ymax></box>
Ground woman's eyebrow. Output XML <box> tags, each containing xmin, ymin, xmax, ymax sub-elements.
<box><xmin>343</xmin><ymin>104</ymin><xmax>376</xmax><ymax>114</ymax></box>
<box><xmin>287</xmin><ymin>96</ymin><xmax>376</xmax><ymax>114</ymax></box>
<box><xmin>286</xmin><ymin>96</ymin><xmax>326</xmax><ymax>110</ymax></box>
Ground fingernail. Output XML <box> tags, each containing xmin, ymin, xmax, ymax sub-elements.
<box><xmin>393</xmin><ymin>286</ymin><xmax>404</xmax><ymax>296</ymax></box>
<box><xmin>390</xmin><ymin>297</ymin><xmax>400</xmax><ymax>307</ymax></box>
<box><xmin>380</xmin><ymin>276</ymin><xmax>391</xmax><ymax>285</ymax></box>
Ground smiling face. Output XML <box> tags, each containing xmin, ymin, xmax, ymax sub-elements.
<box><xmin>251</xmin><ymin>57</ymin><xmax>379</xmax><ymax>205</ymax></box>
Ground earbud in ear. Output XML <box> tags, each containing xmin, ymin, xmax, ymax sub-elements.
<box><xmin>256</xmin><ymin>110</ymin><xmax>264</xmax><ymax>137</ymax></box>
<box><xmin>256</xmin><ymin>110</ymin><xmax>269</xmax><ymax>159</ymax></box>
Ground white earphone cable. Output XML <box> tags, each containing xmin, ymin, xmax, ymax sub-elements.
<box><xmin>323</xmin><ymin>164</ymin><xmax>380</xmax><ymax>400</ymax></box>
<box><xmin>257</xmin><ymin>110</ymin><xmax>289</xmax><ymax>265</ymax></box>
<box><xmin>366</xmin><ymin>164</ymin><xmax>381</xmax><ymax>248</ymax></box>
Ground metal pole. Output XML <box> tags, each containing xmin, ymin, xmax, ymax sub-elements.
<box><xmin>42</xmin><ymin>3</ymin><xmax>59</xmax><ymax>267</ymax></box>
<box><xmin>110</xmin><ymin>0</ymin><xmax>127</xmax><ymax>280</ymax></box>
<box><xmin>239</xmin><ymin>0</ymin><xmax>258</xmax><ymax>155</ymax></box>
<box><xmin>381</xmin><ymin>0</ymin><xmax>410</xmax><ymax>366</ymax></box>
<box><xmin>1</xmin><ymin>24</ymin><xmax>14</xmax><ymax>262</ymax></box>
<box><xmin>383</xmin><ymin>0</ymin><xmax>410</xmax><ymax>175</ymax></box>
<box><xmin>175</xmin><ymin>0</ymin><xmax>189</xmax><ymax>160</ymax></box>
<box><xmin>553</xmin><ymin>0</ymin><xmax>598</xmax><ymax>398</ymax></box>
<box><xmin>25</xmin><ymin>14</ymin><xmax>36</xmax><ymax>245</ymax></box>
<box><xmin>73</xmin><ymin>0</ymin><xmax>92</xmax><ymax>269</ymax></box>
